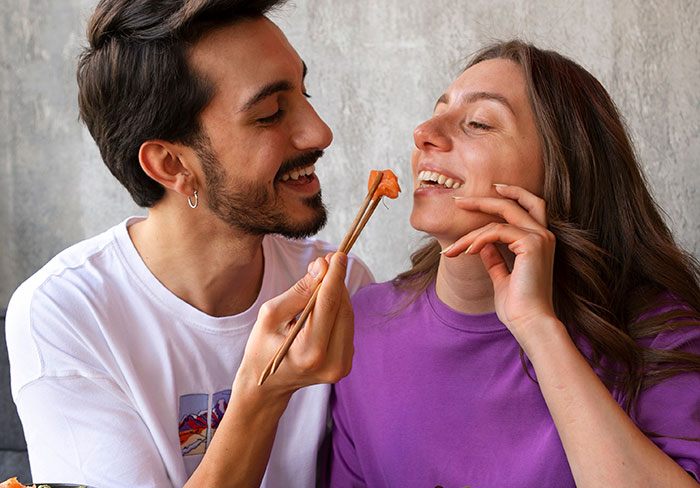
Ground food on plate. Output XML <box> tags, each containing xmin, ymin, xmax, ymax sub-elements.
<box><xmin>368</xmin><ymin>169</ymin><xmax>401</xmax><ymax>200</ymax></box>
<box><xmin>0</xmin><ymin>478</ymin><xmax>86</xmax><ymax>488</ymax></box>
<box><xmin>0</xmin><ymin>479</ymin><xmax>24</xmax><ymax>488</ymax></box>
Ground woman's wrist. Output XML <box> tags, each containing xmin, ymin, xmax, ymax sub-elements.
<box><xmin>513</xmin><ymin>314</ymin><xmax>571</xmax><ymax>362</ymax></box>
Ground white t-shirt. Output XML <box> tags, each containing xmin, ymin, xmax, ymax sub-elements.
<box><xmin>6</xmin><ymin>217</ymin><xmax>373</xmax><ymax>488</ymax></box>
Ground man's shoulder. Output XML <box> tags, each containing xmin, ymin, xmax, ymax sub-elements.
<box><xmin>7</xmin><ymin>219</ymin><xmax>131</xmax><ymax>328</ymax></box>
<box><xmin>6</xmin><ymin>220</ymin><xmax>133</xmax><ymax>395</ymax></box>
<box><xmin>14</xmin><ymin>221</ymin><xmax>123</xmax><ymax>294</ymax></box>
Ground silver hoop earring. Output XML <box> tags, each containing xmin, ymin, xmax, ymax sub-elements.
<box><xmin>187</xmin><ymin>189</ymin><xmax>198</xmax><ymax>209</ymax></box>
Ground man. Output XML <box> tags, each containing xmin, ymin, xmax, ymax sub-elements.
<box><xmin>5</xmin><ymin>1</ymin><xmax>373</xmax><ymax>487</ymax></box>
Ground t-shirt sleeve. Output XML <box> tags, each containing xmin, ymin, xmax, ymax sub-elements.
<box><xmin>7</xmin><ymin>280</ymin><xmax>172</xmax><ymax>488</ymax></box>
<box><xmin>325</xmin><ymin>384</ymin><xmax>367</xmax><ymax>488</ymax></box>
<box><xmin>15</xmin><ymin>375</ymin><xmax>172</xmax><ymax>488</ymax></box>
<box><xmin>635</xmin><ymin>327</ymin><xmax>700</xmax><ymax>479</ymax></box>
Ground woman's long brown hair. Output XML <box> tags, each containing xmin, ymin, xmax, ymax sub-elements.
<box><xmin>394</xmin><ymin>40</ymin><xmax>700</xmax><ymax>423</ymax></box>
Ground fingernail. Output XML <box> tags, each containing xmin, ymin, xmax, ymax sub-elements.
<box><xmin>440</xmin><ymin>244</ymin><xmax>454</xmax><ymax>255</ymax></box>
<box><xmin>452</xmin><ymin>196</ymin><xmax>465</xmax><ymax>200</ymax></box>
<box><xmin>308</xmin><ymin>259</ymin><xmax>323</xmax><ymax>278</ymax></box>
<box><xmin>464</xmin><ymin>244</ymin><xmax>473</xmax><ymax>254</ymax></box>
<box><xmin>493</xmin><ymin>183</ymin><xmax>508</xmax><ymax>187</ymax></box>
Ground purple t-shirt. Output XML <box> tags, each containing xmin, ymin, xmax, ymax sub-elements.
<box><xmin>327</xmin><ymin>281</ymin><xmax>700</xmax><ymax>487</ymax></box>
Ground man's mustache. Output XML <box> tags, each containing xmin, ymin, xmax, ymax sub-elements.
<box><xmin>276</xmin><ymin>150</ymin><xmax>324</xmax><ymax>178</ymax></box>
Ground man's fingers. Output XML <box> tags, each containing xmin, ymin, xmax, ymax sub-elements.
<box><xmin>257</xmin><ymin>257</ymin><xmax>329</xmax><ymax>330</ymax></box>
<box><xmin>321</xmin><ymin>284</ymin><xmax>354</xmax><ymax>382</ymax></box>
<box><xmin>312</xmin><ymin>251</ymin><xmax>354</xmax><ymax>383</ymax></box>
<box><xmin>276</xmin><ymin>252</ymin><xmax>350</xmax><ymax>377</ymax></box>
<box><xmin>303</xmin><ymin>252</ymin><xmax>348</xmax><ymax>345</ymax></box>
<box><xmin>254</xmin><ymin>252</ymin><xmax>351</xmax><ymax>382</ymax></box>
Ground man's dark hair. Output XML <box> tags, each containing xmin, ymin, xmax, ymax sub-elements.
<box><xmin>77</xmin><ymin>0</ymin><xmax>287</xmax><ymax>207</ymax></box>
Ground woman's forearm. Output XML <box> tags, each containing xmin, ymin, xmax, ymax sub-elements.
<box><xmin>523</xmin><ymin>317</ymin><xmax>698</xmax><ymax>487</ymax></box>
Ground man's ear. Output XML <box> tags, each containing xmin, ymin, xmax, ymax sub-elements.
<box><xmin>138</xmin><ymin>140</ymin><xmax>197</xmax><ymax>196</ymax></box>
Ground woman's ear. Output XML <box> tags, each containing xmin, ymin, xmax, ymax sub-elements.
<box><xmin>138</xmin><ymin>140</ymin><xmax>196</xmax><ymax>196</ymax></box>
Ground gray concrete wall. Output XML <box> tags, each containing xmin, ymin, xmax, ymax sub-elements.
<box><xmin>1</xmin><ymin>0</ymin><xmax>699</xmax><ymax>309</ymax></box>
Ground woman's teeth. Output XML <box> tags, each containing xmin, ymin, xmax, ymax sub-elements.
<box><xmin>280</xmin><ymin>164</ymin><xmax>315</xmax><ymax>182</ymax></box>
<box><xmin>418</xmin><ymin>170</ymin><xmax>462</xmax><ymax>189</ymax></box>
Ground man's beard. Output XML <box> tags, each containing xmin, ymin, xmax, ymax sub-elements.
<box><xmin>195</xmin><ymin>139</ymin><xmax>327</xmax><ymax>239</ymax></box>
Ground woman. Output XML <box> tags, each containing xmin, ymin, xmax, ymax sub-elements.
<box><xmin>327</xmin><ymin>40</ymin><xmax>700</xmax><ymax>487</ymax></box>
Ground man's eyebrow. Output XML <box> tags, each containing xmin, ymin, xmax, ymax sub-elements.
<box><xmin>434</xmin><ymin>91</ymin><xmax>515</xmax><ymax>115</ymax></box>
<box><xmin>239</xmin><ymin>60</ymin><xmax>308</xmax><ymax>113</ymax></box>
<box><xmin>240</xmin><ymin>80</ymin><xmax>293</xmax><ymax>112</ymax></box>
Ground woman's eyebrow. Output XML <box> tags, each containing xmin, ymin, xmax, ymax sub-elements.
<box><xmin>434</xmin><ymin>91</ymin><xmax>515</xmax><ymax>115</ymax></box>
<box><xmin>465</xmin><ymin>91</ymin><xmax>515</xmax><ymax>115</ymax></box>
<box><xmin>434</xmin><ymin>93</ymin><xmax>448</xmax><ymax>111</ymax></box>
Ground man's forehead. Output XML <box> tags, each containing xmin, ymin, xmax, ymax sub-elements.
<box><xmin>189</xmin><ymin>17</ymin><xmax>291</xmax><ymax>67</ymax></box>
<box><xmin>188</xmin><ymin>16</ymin><xmax>304</xmax><ymax>103</ymax></box>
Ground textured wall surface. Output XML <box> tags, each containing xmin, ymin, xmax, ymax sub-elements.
<box><xmin>1</xmin><ymin>0</ymin><xmax>699</xmax><ymax>309</ymax></box>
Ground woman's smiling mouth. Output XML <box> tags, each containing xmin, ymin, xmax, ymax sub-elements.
<box><xmin>417</xmin><ymin>170</ymin><xmax>463</xmax><ymax>189</ymax></box>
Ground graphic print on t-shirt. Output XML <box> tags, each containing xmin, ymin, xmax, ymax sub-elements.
<box><xmin>179</xmin><ymin>393</ymin><xmax>208</xmax><ymax>456</ymax></box>
<box><xmin>178</xmin><ymin>390</ymin><xmax>232</xmax><ymax>456</ymax></box>
<box><xmin>210</xmin><ymin>389</ymin><xmax>230</xmax><ymax>438</ymax></box>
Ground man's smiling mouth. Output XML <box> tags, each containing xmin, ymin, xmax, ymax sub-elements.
<box><xmin>278</xmin><ymin>163</ymin><xmax>315</xmax><ymax>182</ymax></box>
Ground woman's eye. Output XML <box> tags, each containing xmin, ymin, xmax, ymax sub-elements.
<box><xmin>258</xmin><ymin>109</ymin><xmax>284</xmax><ymax>125</ymax></box>
<box><xmin>302</xmin><ymin>91</ymin><xmax>311</xmax><ymax>99</ymax></box>
<box><xmin>467</xmin><ymin>120</ymin><xmax>490</xmax><ymax>130</ymax></box>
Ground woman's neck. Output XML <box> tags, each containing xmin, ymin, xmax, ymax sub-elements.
<box><xmin>434</xmin><ymin>244</ymin><xmax>513</xmax><ymax>314</ymax></box>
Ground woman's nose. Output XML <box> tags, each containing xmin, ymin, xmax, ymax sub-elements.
<box><xmin>413</xmin><ymin>116</ymin><xmax>451</xmax><ymax>152</ymax></box>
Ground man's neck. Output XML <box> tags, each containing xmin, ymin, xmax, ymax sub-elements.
<box><xmin>128</xmin><ymin>206</ymin><xmax>265</xmax><ymax>318</ymax></box>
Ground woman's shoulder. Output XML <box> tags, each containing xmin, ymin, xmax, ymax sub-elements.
<box><xmin>637</xmin><ymin>292</ymin><xmax>700</xmax><ymax>352</ymax></box>
<box><xmin>646</xmin><ymin>322</ymin><xmax>700</xmax><ymax>353</ymax></box>
<box><xmin>352</xmin><ymin>280</ymin><xmax>416</xmax><ymax>304</ymax></box>
<box><xmin>351</xmin><ymin>280</ymin><xmax>422</xmax><ymax>324</ymax></box>
<box><xmin>352</xmin><ymin>280</ymin><xmax>402</xmax><ymax>307</ymax></box>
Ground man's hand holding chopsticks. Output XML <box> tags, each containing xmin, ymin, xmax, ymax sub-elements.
<box><xmin>190</xmin><ymin>253</ymin><xmax>353</xmax><ymax>487</ymax></box>
<box><xmin>244</xmin><ymin>252</ymin><xmax>354</xmax><ymax>393</ymax></box>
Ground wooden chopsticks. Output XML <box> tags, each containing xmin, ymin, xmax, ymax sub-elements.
<box><xmin>258</xmin><ymin>171</ymin><xmax>385</xmax><ymax>386</ymax></box>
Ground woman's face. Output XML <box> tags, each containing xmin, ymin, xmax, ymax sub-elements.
<box><xmin>410</xmin><ymin>58</ymin><xmax>544</xmax><ymax>243</ymax></box>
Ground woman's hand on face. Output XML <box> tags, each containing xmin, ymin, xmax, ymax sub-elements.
<box><xmin>442</xmin><ymin>184</ymin><xmax>558</xmax><ymax>344</ymax></box>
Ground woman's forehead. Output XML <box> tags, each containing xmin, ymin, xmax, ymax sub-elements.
<box><xmin>450</xmin><ymin>59</ymin><xmax>526</xmax><ymax>99</ymax></box>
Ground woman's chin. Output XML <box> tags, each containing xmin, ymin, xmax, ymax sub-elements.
<box><xmin>410</xmin><ymin>213</ymin><xmax>474</xmax><ymax>243</ymax></box>
<box><xmin>411</xmin><ymin>205</ymin><xmax>503</xmax><ymax>243</ymax></box>
<box><xmin>409</xmin><ymin>213</ymin><xmax>439</xmax><ymax>236</ymax></box>
<box><xmin>410</xmin><ymin>221</ymin><xmax>460</xmax><ymax>245</ymax></box>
